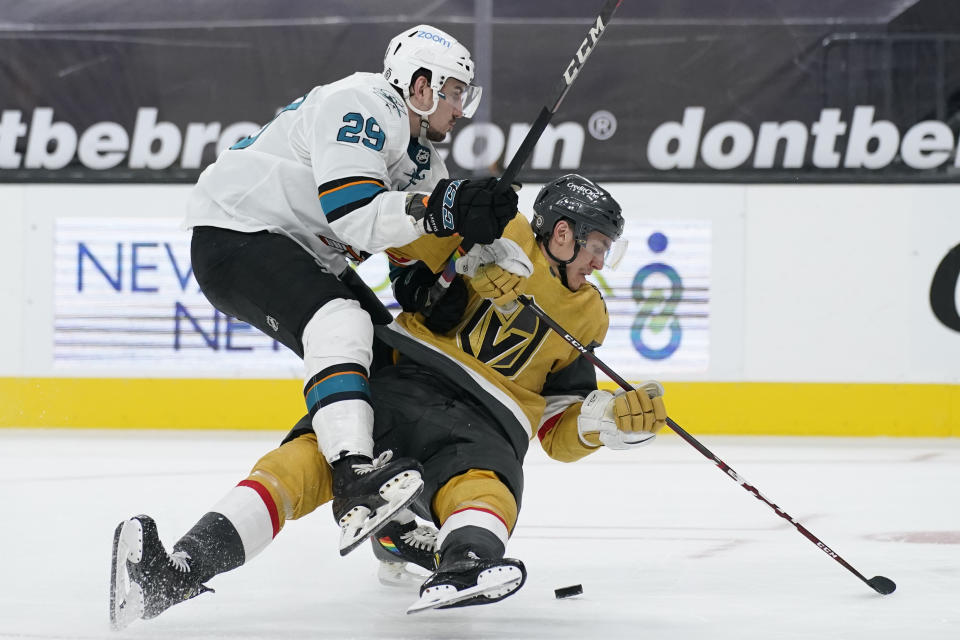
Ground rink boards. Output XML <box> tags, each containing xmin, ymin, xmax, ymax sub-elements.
<box><xmin>1</xmin><ymin>183</ymin><xmax>958</xmax><ymax>436</ymax></box>
<box><xmin>1</xmin><ymin>377</ymin><xmax>957</xmax><ymax>436</ymax></box>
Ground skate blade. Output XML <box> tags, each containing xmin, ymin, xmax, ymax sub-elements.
<box><xmin>109</xmin><ymin>519</ymin><xmax>145</xmax><ymax>631</ymax></box>
<box><xmin>378</xmin><ymin>560</ymin><xmax>430</xmax><ymax>588</ymax></box>
<box><xmin>338</xmin><ymin>470</ymin><xmax>424</xmax><ymax>556</ymax></box>
<box><xmin>406</xmin><ymin>565</ymin><xmax>524</xmax><ymax>614</ymax></box>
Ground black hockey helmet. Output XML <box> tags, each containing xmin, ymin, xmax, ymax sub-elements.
<box><xmin>531</xmin><ymin>174</ymin><xmax>625</xmax><ymax>245</ymax></box>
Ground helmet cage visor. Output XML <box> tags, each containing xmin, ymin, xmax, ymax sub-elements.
<box><xmin>551</xmin><ymin>195</ymin><xmax>627</xmax><ymax>270</ymax></box>
<box><xmin>438</xmin><ymin>84</ymin><xmax>482</xmax><ymax>118</ymax></box>
<box><xmin>577</xmin><ymin>234</ymin><xmax>629</xmax><ymax>270</ymax></box>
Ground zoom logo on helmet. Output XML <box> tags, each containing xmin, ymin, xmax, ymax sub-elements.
<box><xmin>416</xmin><ymin>30</ymin><xmax>452</xmax><ymax>48</ymax></box>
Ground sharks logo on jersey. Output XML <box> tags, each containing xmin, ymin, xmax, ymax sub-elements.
<box><xmin>372</xmin><ymin>87</ymin><xmax>406</xmax><ymax>118</ymax></box>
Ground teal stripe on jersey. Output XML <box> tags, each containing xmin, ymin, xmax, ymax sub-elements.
<box><xmin>319</xmin><ymin>182</ymin><xmax>386</xmax><ymax>216</ymax></box>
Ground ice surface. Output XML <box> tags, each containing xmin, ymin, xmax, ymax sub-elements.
<box><xmin>1</xmin><ymin>429</ymin><xmax>957</xmax><ymax>639</ymax></box>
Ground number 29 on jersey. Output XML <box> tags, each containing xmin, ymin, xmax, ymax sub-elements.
<box><xmin>336</xmin><ymin>113</ymin><xmax>385</xmax><ymax>151</ymax></box>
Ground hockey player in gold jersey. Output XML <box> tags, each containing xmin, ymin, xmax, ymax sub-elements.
<box><xmin>109</xmin><ymin>175</ymin><xmax>667</xmax><ymax>625</ymax></box>
<box><xmin>373</xmin><ymin>174</ymin><xmax>666</xmax><ymax>611</ymax></box>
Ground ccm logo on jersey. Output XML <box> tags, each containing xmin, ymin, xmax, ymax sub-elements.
<box><xmin>441</xmin><ymin>179</ymin><xmax>464</xmax><ymax>231</ymax></box>
<box><xmin>416</xmin><ymin>30</ymin><xmax>452</xmax><ymax>47</ymax></box>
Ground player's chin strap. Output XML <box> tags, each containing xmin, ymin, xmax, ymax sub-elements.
<box><xmin>405</xmin><ymin>94</ymin><xmax>440</xmax><ymax>140</ymax></box>
<box><xmin>540</xmin><ymin>238</ymin><xmax>580</xmax><ymax>290</ymax></box>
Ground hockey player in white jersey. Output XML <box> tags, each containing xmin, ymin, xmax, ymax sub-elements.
<box><xmin>168</xmin><ymin>22</ymin><xmax>519</xmax><ymax>570</ymax></box>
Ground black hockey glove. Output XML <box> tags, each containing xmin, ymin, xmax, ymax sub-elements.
<box><xmin>422</xmin><ymin>177</ymin><xmax>518</xmax><ymax>245</ymax></box>
<box><xmin>391</xmin><ymin>262</ymin><xmax>469</xmax><ymax>333</ymax></box>
<box><xmin>423</xmin><ymin>276</ymin><xmax>468</xmax><ymax>333</ymax></box>
<box><xmin>392</xmin><ymin>261</ymin><xmax>437</xmax><ymax>313</ymax></box>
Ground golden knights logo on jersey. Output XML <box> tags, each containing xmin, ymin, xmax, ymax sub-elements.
<box><xmin>458</xmin><ymin>300</ymin><xmax>550</xmax><ymax>378</ymax></box>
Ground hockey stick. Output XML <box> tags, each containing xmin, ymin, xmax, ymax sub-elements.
<box><xmin>418</xmin><ymin>0</ymin><xmax>625</xmax><ymax>315</ymax></box>
<box><xmin>495</xmin><ymin>0</ymin><xmax>624</xmax><ymax>191</ymax></box>
<box><xmin>515</xmin><ymin>295</ymin><xmax>897</xmax><ymax>596</ymax></box>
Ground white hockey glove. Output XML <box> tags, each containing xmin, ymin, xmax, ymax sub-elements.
<box><xmin>577</xmin><ymin>382</ymin><xmax>667</xmax><ymax>450</ymax></box>
<box><xmin>455</xmin><ymin>238</ymin><xmax>533</xmax><ymax>279</ymax></box>
<box><xmin>456</xmin><ymin>238</ymin><xmax>533</xmax><ymax>310</ymax></box>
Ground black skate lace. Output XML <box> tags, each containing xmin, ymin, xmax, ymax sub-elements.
<box><xmin>168</xmin><ymin>550</ymin><xmax>191</xmax><ymax>573</ymax></box>
<box><xmin>401</xmin><ymin>526</ymin><xmax>438</xmax><ymax>551</ymax></box>
<box><xmin>352</xmin><ymin>450</ymin><xmax>394</xmax><ymax>475</ymax></box>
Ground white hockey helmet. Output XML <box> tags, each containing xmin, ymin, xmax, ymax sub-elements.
<box><xmin>383</xmin><ymin>24</ymin><xmax>482</xmax><ymax>118</ymax></box>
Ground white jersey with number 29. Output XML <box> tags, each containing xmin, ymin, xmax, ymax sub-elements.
<box><xmin>184</xmin><ymin>72</ymin><xmax>447</xmax><ymax>273</ymax></box>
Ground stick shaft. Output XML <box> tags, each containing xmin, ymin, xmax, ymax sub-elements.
<box><xmin>516</xmin><ymin>295</ymin><xmax>882</xmax><ymax>592</ymax></box>
<box><xmin>498</xmin><ymin>107</ymin><xmax>550</xmax><ymax>189</ymax></box>
<box><xmin>496</xmin><ymin>0</ymin><xmax>622</xmax><ymax>191</ymax></box>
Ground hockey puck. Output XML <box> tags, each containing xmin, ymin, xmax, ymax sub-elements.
<box><xmin>554</xmin><ymin>584</ymin><xmax>583</xmax><ymax>599</ymax></box>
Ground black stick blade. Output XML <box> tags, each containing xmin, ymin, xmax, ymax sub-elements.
<box><xmin>867</xmin><ymin>576</ymin><xmax>896</xmax><ymax>595</ymax></box>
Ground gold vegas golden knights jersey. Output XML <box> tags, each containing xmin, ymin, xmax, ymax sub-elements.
<box><xmin>380</xmin><ymin>213</ymin><xmax>609</xmax><ymax>463</ymax></box>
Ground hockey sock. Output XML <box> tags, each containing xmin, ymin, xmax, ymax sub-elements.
<box><xmin>173</xmin><ymin>513</ymin><xmax>245</xmax><ymax>584</ymax></box>
<box><xmin>301</xmin><ymin>300</ymin><xmax>375</xmax><ymax>462</ymax></box>
<box><xmin>304</xmin><ymin>365</ymin><xmax>375</xmax><ymax>461</ymax></box>
<box><xmin>432</xmin><ymin>469</ymin><xmax>518</xmax><ymax>534</ymax></box>
<box><xmin>173</xmin><ymin>479</ymin><xmax>281</xmax><ymax>582</ymax></box>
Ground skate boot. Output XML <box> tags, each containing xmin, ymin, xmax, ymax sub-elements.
<box><xmin>109</xmin><ymin>515</ymin><xmax>212</xmax><ymax>630</ymax></box>
<box><xmin>332</xmin><ymin>450</ymin><xmax>424</xmax><ymax>555</ymax></box>
<box><xmin>406</xmin><ymin>547</ymin><xmax>526</xmax><ymax>614</ymax></box>
<box><xmin>370</xmin><ymin>511</ymin><xmax>438</xmax><ymax>586</ymax></box>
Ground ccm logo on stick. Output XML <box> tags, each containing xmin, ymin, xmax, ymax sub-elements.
<box><xmin>563</xmin><ymin>15</ymin><xmax>607</xmax><ymax>85</ymax></box>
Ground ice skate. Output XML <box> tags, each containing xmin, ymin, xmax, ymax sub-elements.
<box><xmin>109</xmin><ymin>515</ymin><xmax>212</xmax><ymax>630</ymax></box>
<box><xmin>332</xmin><ymin>450</ymin><xmax>424</xmax><ymax>555</ymax></box>
<box><xmin>406</xmin><ymin>551</ymin><xmax>526</xmax><ymax>614</ymax></box>
<box><xmin>371</xmin><ymin>513</ymin><xmax>438</xmax><ymax>586</ymax></box>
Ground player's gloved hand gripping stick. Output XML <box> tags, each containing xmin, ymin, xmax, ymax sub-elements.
<box><xmin>422</xmin><ymin>177</ymin><xmax>517</xmax><ymax>245</ymax></box>
<box><xmin>493</xmin><ymin>0</ymin><xmax>624</xmax><ymax>194</ymax></box>
<box><xmin>425</xmin><ymin>0</ymin><xmax>625</xmax><ymax>308</ymax></box>
<box><xmin>516</xmin><ymin>295</ymin><xmax>897</xmax><ymax>596</ymax></box>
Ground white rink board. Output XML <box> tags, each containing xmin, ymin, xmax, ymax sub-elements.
<box><xmin>51</xmin><ymin>213</ymin><xmax>714</xmax><ymax>378</ymax></box>
<box><xmin>52</xmin><ymin>216</ymin><xmax>395</xmax><ymax>377</ymax></box>
<box><xmin>590</xmin><ymin>218</ymin><xmax>712</xmax><ymax>376</ymax></box>
<box><xmin>1</xmin><ymin>183</ymin><xmax>959</xmax><ymax>383</ymax></box>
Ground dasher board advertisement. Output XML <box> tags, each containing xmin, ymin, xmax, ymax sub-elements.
<box><xmin>3</xmin><ymin>0</ymin><xmax>959</xmax><ymax>183</ymax></box>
